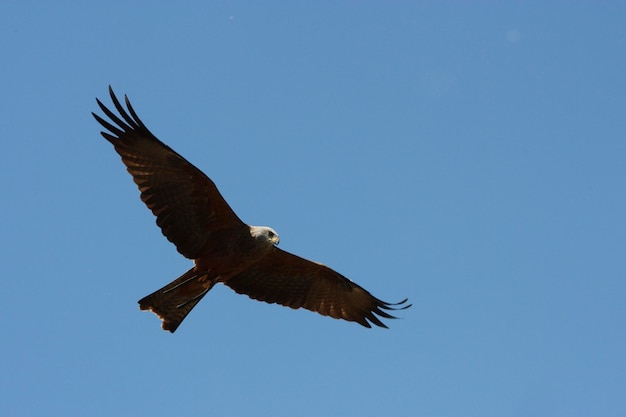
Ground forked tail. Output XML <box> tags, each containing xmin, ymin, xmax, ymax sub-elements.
<box><xmin>138</xmin><ymin>267</ymin><xmax>215</xmax><ymax>332</ymax></box>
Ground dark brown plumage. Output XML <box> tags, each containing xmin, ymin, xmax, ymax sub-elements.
<box><xmin>93</xmin><ymin>86</ymin><xmax>410</xmax><ymax>332</ymax></box>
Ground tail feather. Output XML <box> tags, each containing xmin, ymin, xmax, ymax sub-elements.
<box><xmin>138</xmin><ymin>267</ymin><xmax>216</xmax><ymax>332</ymax></box>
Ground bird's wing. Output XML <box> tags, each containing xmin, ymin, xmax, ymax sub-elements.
<box><xmin>93</xmin><ymin>86</ymin><xmax>247</xmax><ymax>259</ymax></box>
<box><xmin>225</xmin><ymin>247</ymin><xmax>410</xmax><ymax>328</ymax></box>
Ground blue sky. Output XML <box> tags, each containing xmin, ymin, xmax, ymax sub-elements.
<box><xmin>2</xmin><ymin>2</ymin><xmax>625</xmax><ymax>416</ymax></box>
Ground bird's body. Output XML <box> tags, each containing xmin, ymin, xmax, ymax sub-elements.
<box><xmin>138</xmin><ymin>226</ymin><xmax>278</xmax><ymax>331</ymax></box>
<box><xmin>93</xmin><ymin>86</ymin><xmax>409</xmax><ymax>332</ymax></box>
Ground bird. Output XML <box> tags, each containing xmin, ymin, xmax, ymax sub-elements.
<box><xmin>93</xmin><ymin>86</ymin><xmax>410</xmax><ymax>332</ymax></box>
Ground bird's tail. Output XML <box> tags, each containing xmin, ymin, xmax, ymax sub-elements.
<box><xmin>138</xmin><ymin>267</ymin><xmax>215</xmax><ymax>333</ymax></box>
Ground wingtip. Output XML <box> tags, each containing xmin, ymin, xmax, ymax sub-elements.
<box><xmin>363</xmin><ymin>297</ymin><xmax>411</xmax><ymax>328</ymax></box>
<box><xmin>383</xmin><ymin>298</ymin><xmax>412</xmax><ymax>311</ymax></box>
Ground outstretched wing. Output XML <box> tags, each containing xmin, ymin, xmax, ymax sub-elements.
<box><xmin>93</xmin><ymin>86</ymin><xmax>247</xmax><ymax>259</ymax></box>
<box><xmin>225</xmin><ymin>248</ymin><xmax>411</xmax><ymax>328</ymax></box>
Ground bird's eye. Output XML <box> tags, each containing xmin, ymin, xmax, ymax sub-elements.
<box><xmin>268</xmin><ymin>231</ymin><xmax>275</xmax><ymax>237</ymax></box>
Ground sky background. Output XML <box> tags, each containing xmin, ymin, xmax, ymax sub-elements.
<box><xmin>1</xmin><ymin>2</ymin><xmax>625</xmax><ymax>416</ymax></box>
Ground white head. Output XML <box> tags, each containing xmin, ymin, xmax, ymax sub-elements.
<box><xmin>250</xmin><ymin>226</ymin><xmax>280</xmax><ymax>246</ymax></box>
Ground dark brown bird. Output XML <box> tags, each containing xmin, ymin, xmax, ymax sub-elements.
<box><xmin>93</xmin><ymin>86</ymin><xmax>410</xmax><ymax>332</ymax></box>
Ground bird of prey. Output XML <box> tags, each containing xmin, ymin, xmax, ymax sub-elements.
<box><xmin>93</xmin><ymin>86</ymin><xmax>410</xmax><ymax>332</ymax></box>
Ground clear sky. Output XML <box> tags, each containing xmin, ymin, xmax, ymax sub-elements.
<box><xmin>2</xmin><ymin>2</ymin><xmax>625</xmax><ymax>416</ymax></box>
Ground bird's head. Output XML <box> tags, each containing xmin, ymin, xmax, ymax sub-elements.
<box><xmin>250</xmin><ymin>226</ymin><xmax>280</xmax><ymax>246</ymax></box>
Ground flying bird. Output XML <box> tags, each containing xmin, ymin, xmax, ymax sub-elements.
<box><xmin>93</xmin><ymin>86</ymin><xmax>410</xmax><ymax>332</ymax></box>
